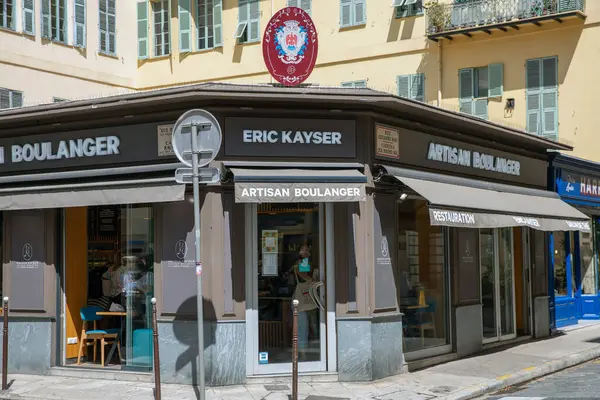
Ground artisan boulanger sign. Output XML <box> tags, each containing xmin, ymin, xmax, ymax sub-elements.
<box><xmin>224</xmin><ymin>117</ymin><xmax>357</xmax><ymax>158</ymax></box>
<box><xmin>234</xmin><ymin>182</ymin><xmax>366</xmax><ymax>203</ymax></box>
<box><xmin>429</xmin><ymin>208</ymin><xmax>590</xmax><ymax>232</ymax></box>
<box><xmin>427</xmin><ymin>142</ymin><xmax>521</xmax><ymax>177</ymax></box>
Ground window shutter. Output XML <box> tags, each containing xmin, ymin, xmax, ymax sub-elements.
<box><xmin>11</xmin><ymin>91</ymin><xmax>23</xmax><ymax>108</ymax></box>
<box><xmin>213</xmin><ymin>0</ymin><xmax>223</xmax><ymax>47</ymax></box>
<box><xmin>0</xmin><ymin>90</ymin><xmax>10</xmax><ymax>109</ymax></box>
<box><xmin>300</xmin><ymin>0</ymin><xmax>311</xmax><ymax>14</ymax></box>
<box><xmin>488</xmin><ymin>63</ymin><xmax>503</xmax><ymax>98</ymax></box>
<box><xmin>137</xmin><ymin>0</ymin><xmax>148</xmax><ymax>59</ymax></box>
<box><xmin>107</xmin><ymin>0</ymin><xmax>116</xmax><ymax>54</ymax></box>
<box><xmin>353</xmin><ymin>0</ymin><xmax>366</xmax><ymax>25</ymax></box>
<box><xmin>397</xmin><ymin>75</ymin><xmax>410</xmax><ymax>98</ymax></box>
<box><xmin>411</xmin><ymin>73</ymin><xmax>424</xmax><ymax>101</ymax></box>
<box><xmin>179</xmin><ymin>0</ymin><xmax>191</xmax><ymax>52</ymax></box>
<box><xmin>473</xmin><ymin>98</ymin><xmax>488</xmax><ymax>120</ymax></box>
<box><xmin>41</xmin><ymin>0</ymin><xmax>51</xmax><ymax>38</ymax></box>
<box><xmin>459</xmin><ymin>68</ymin><xmax>474</xmax><ymax>115</ymax></box>
<box><xmin>287</xmin><ymin>0</ymin><xmax>298</xmax><ymax>6</ymax></box>
<box><xmin>541</xmin><ymin>57</ymin><xmax>558</xmax><ymax>140</ymax></box>
<box><xmin>248</xmin><ymin>0</ymin><xmax>260</xmax><ymax>41</ymax></box>
<box><xmin>526</xmin><ymin>59</ymin><xmax>541</xmax><ymax>135</ymax></box>
<box><xmin>340</xmin><ymin>0</ymin><xmax>352</xmax><ymax>27</ymax></box>
<box><xmin>99</xmin><ymin>0</ymin><xmax>107</xmax><ymax>52</ymax></box>
<box><xmin>22</xmin><ymin>0</ymin><xmax>35</xmax><ymax>35</ymax></box>
<box><xmin>74</xmin><ymin>0</ymin><xmax>86</xmax><ymax>48</ymax></box>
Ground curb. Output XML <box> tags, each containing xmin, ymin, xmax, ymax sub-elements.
<box><xmin>443</xmin><ymin>346</ymin><xmax>600</xmax><ymax>400</ymax></box>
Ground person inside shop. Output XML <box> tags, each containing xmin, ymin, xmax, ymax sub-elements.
<box><xmin>291</xmin><ymin>243</ymin><xmax>318</xmax><ymax>361</ymax></box>
<box><xmin>102</xmin><ymin>250</ymin><xmax>124</xmax><ymax>306</ymax></box>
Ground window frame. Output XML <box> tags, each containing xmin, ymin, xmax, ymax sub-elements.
<box><xmin>41</xmin><ymin>0</ymin><xmax>68</xmax><ymax>43</ymax></box>
<box><xmin>235</xmin><ymin>0</ymin><xmax>259</xmax><ymax>44</ymax></box>
<box><xmin>397</xmin><ymin>73</ymin><xmax>425</xmax><ymax>102</ymax></box>
<box><xmin>340</xmin><ymin>0</ymin><xmax>366</xmax><ymax>29</ymax></box>
<box><xmin>152</xmin><ymin>0</ymin><xmax>170</xmax><ymax>57</ymax></box>
<box><xmin>53</xmin><ymin>97</ymin><xmax>68</xmax><ymax>102</ymax></box>
<box><xmin>99</xmin><ymin>0</ymin><xmax>117</xmax><ymax>55</ymax></box>
<box><xmin>395</xmin><ymin>0</ymin><xmax>423</xmax><ymax>18</ymax></box>
<box><xmin>196</xmin><ymin>0</ymin><xmax>223</xmax><ymax>51</ymax></box>
<box><xmin>0</xmin><ymin>88</ymin><xmax>23</xmax><ymax>109</ymax></box>
<box><xmin>287</xmin><ymin>0</ymin><xmax>311</xmax><ymax>14</ymax></box>
<box><xmin>0</xmin><ymin>0</ymin><xmax>15</xmax><ymax>31</ymax></box>
<box><xmin>341</xmin><ymin>80</ymin><xmax>367</xmax><ymax>88</ymax></box>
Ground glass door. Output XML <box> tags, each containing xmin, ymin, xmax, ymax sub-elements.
<box><xmin>248</xmin><ymin>203</ymin><xmax>327</xmax><ymax>375</ymax></box>
<box><xmin>481</xmin><ymin>228</ymin><xmax>516</xmax><ymax>343</ymax></box>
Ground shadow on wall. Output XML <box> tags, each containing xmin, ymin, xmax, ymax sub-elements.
<box><xmin>173</xmin><ymin>296</ymin><xmax>216</xmax><ymax>398</ymax></box>
<box><xmin>387</xmin><ymin>12</ymin><xmax>418</xmax><ymax>42</ymax></box>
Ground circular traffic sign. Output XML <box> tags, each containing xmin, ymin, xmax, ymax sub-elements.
<box><xmin>262</xmin><ymin>7</ymin><xmax>318</xmax><ymax>87</ymax></box>
<box><xmin>171</xmin><ymin>109</ymin><xmax>222</xmax><ymax>168</ymax></box>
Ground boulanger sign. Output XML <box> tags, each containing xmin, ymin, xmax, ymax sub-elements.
<box><xmin>224</xmin><ymin>117</ymin><xmax>356</xmax><ymax>158</ymax></box>
<box><xmin>234</xmin><ymin>182</ymin><xmax>366</xmax><ymax>203</ymax></box>
<box><xmin>429</xmin><ymin>208</ymin><xmax>590</xmax><ymax>232</ymax></box>
<box><xmin>5</xmin><ymin>136</ymin><xmax>120</xmax><ymax>164</ymax></box>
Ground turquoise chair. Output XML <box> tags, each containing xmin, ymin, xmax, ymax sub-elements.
<box><xmin>77</xmin><ymin>306</ymin><xmax>122</xmax><ymax>367</ymax></box>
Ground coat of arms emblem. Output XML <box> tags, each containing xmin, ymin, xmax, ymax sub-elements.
<box><xmin>274</xmin><ymin>20</ymin><xmax>308</xmax><ymax>65</ymax></box>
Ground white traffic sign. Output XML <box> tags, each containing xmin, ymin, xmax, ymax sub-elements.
<box><xmin>171</xmin><ymin>109</ymin><xmax>222</xmax><ymax>168</ymax></box>
<box><xmin>175</xmin><ymin>167</ymin><xmax>220</xmax><ymax>184</ymax></box>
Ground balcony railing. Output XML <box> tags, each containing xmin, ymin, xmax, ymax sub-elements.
<box><xmin>426</xmin><ymin>0</ymin><xmax>586</xmax><ymax>36</ymax></box>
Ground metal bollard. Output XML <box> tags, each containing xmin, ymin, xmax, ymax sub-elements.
<box><xmin>151</xmin><ymin>298</ymin><xmax>161</xmax><ymax>400</ymax></box>
<box><xmin>292</xmin><ymin>299</ymin><xmax>299</xmax><ymax>400</ymax></box>
<box><xmin>2</xmin><ymin>297</ymin><xmax>8</xmax><ymax>391</ymax></box>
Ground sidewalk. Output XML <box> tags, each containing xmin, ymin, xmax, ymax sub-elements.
<box><xmin>2</xmin><ymin>323</ymin><xmax>600</xmax><ymax>400</ymax></box>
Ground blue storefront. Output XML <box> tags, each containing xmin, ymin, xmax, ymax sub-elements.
<box><xmin>550</xmin><ymin>154</ymin><xmax>600</xmax><ymax>328</ymax></box>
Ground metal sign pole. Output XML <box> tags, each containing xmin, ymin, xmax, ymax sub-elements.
<box><xmin>191</xmin><ymin>123</ymin><xmax>206</xmax><ymax>399</ymax></box>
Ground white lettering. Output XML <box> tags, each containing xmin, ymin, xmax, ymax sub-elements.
<box><xmin>243</xmin><ymin>130</ymin><xmax>253</xmax><ymax>143</ymax></box>
<box><xmin>428</xmin><ymin>142</ymin><xmax>520</xmax><ymax>177</ymax></box>
<box><xmin>9</xmin><ymin>136</ymin><xmax>121</xmax><ymax>163</ymax></box>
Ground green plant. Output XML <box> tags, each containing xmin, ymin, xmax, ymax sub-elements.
<box><xmin>425</xmin><ymin>1</ymin><xmax>451</xmax><ymax>32</ymax></box>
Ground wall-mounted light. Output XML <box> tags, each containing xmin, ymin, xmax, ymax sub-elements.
<box><xmin>397</xmin><ymin>193</ymin><xmax>408</xmax><ymax>203</ymax></box>
<box><xmin>506</xmin><ymin>98</ymin><xmax>515</xmax><ymax>109</ymax></box>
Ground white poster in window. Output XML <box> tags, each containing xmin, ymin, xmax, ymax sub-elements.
<box><xmin>262</xmin><ymin>253</ymin><xmax>279</xmax><ymax>276</ymax></box>
<box><xmin>262</xmin><ymin>230</ymin><xmax>279</xmax><ymax>253</ymax></box>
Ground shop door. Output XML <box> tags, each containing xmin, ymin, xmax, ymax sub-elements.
<box><xmin>246</xmin><ymin>203</ymin><xmax>328</xmax><ymax>375</ymax></box>
<box><xmin>481</xmin><ymin>228</ymin><xmax>517</xmax><ymax>343</ymax></box>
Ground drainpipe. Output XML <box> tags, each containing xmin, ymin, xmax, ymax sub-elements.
<box><xmin>437</xmin><ymin>40</ymin><xmax>443</xmax><ymax>107</ymax></box>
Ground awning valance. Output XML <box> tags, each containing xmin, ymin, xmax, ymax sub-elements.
<box><xmin>380</xmin><ymin>165</ymin><xmax>590</xmax><ymax>232</ymax></box>
<box><xmin>0</xmin><ymin>179</ymin><xmax>185</xmax><ymax>210</ymax></box>
<box><xmin>230</xmin><ymin>167</ymin><xmax>367</xmax><ymax>203</ymax></box>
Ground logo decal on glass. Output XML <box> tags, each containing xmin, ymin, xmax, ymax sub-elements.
<box><xmin>381</xmin><ymin>237</ymin><xmax>389</xmax><ymax>258</ymax></box>
<box><xmin>464</xmin><ymin>239</ymin><xmax>471</xmax><ymax>257</ymax></box>
<box><xmin>22</xmin><ymin>242</ymin><xmax>33</xmax><ymax>262</ymax></box>
<box><xmin>175</xmin><ymin>240</ymin><xmax>188</xmax><ymax>260</ymax></box>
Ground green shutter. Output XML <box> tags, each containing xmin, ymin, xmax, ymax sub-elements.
<box><xmin>473</xmin><ymin>98</ymin><xmax>488</xmax><ymax>120</ymax></box>
<box><xmin>397</xmin><ymin>75</ymin><xmax>410</xmax><ymax>98</ymax></box>
<box><xmin>411</xmin><ymin>73</ymin><xmax>424</xmax><ymax>101</ymax></box>
<box><xmin>526</xmin><ymin>59</ymin><xmax>541</xmax><ymax>135</ymax></box>
<box><xmin>353</xmin><ymin>0</ymin><xmax>366</xmax><ymax>25</ymax></box>
<box><xmin>0</xmin><ymin>90</ymin><xmax>10</xmax><ymax>109</ymax></box>
<box><xmin>340</xmin><ymin>0</ymin><xmax>351</xmax><ymax>27</ymax></box>
<box><xmin>11</xmin><ymin>91</ymin><xmax>23</xmax><ymax>108</ymax></box>
<box><xmin>214</xmin><ymin>0</ymin><xmax>223</xmax><ymax>47</ymax></box>
<box><xmin>137</xmin><ymin>0</ymin><xmax>148</xmax><ymax>59</ymax></box>
<box><xmin>179</xmin><ymin>0</ymin><xmax>191</xmax><ymax>52</ymax></box>
<box><xmin>248</xmin><ymin>0</ymin><xmax>260</xmax><ymax>42</ymax></box>
<box><xmin>107</xmin><ymin>0</ymin><xmax>116</xmax><ymax>54</ymax></box>
<box><xmin>41</xmin><ymin>0</ymin><xmax>51</xmax><ymax>38</ymax></box>
<box><xmin>74</xmin><ymin>0</ymin><xmax>86</xmax><ymax>48</ymax></box>
<box><xmin>300</xmin><ymin>0</ymin><xmax>311</xmax><ymax>14</ymax></box>
<box><xmin>459</xmin><ymin>68</ymin><xmax>474</xmax><ymax>115</ymax></box>
<box><xmin>22</xmin><ymin>0</ymin><xmax>35</xmax><ymax>35</ymax></box>
<box><xmin>541</xmin><ymin>57</ymin><xmax>558</xmax><ymax>140</ymax></box>
<box><xmin>287</xmin><ymin>0</ymin><xmax>298</xmax><ymax>6</ymax></box>
<box><xmin>488</xmin><ymin>63</ymin><xmax>503</xmax><ymax>98</ymax></box>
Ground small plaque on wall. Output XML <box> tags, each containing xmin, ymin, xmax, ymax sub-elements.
<box><xmin>375</xmin><ymin>124</ymin><xmax>400</xmax><ymax>160</ymax></box>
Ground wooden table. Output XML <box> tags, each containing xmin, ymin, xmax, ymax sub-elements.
<box><xmin>96</xmin><ymin>311</ymin><xmax>127</xmax><ymax>365</ymax></box>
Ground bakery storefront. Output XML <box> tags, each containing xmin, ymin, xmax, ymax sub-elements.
<box><xmin>549</xmin><ymin>154</ymin><xmax>600</xmax><ymax>328</ymax></box>
<box><xmin>0</xmin><ymin>84</ymin><xmax>589</xmax><ymax>386</ymax></box>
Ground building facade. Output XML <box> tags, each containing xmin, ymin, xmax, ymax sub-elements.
<box><xmin>0</xmin><ymin>85</ymin><xmax>589</xmax><ymax>385</ymax></box>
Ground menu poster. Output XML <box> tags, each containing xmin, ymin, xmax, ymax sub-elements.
<box><xmin>88</xmin><ymin>206</ymin><xmax>119</xmax><ymax>237</ymax></box>
<box><xmin>261</xmin><ymin>230</ymin><xmax>279</xmax><ymax>276</ymax></box>
<box><xmin>262</xmin><ymin>230</ymin><xmax>278</xmax><ymax>253</ymax></box>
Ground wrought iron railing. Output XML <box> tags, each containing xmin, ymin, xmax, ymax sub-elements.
<box><xmin>426</xmin><ymin>0</ymin><xmax>586</xmax><ymax>35</ymax></box>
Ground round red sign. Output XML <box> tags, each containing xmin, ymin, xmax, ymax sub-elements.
<box><xmin>262</xmin><ymin>7</ymin><xmax>318</xmax><ymax>87</ymax></box>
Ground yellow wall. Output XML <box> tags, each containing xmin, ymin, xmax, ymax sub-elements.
<box><xmin>2</xmin><ymin>0</ymin><xmax>600</xmax><ymax>160</ymax></box>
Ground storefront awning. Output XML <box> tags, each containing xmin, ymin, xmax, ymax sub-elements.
<box><xmin>230</xmin><ymin>167</ymin><xmax>367</xmax><ymax>203</ymax></box>
<box><xmin>0</xmin><ymin>179</ymin><xmax>185</xmax><ymax>210</ymax></box>
<box><xmin>380</xmin><ymin>166</ymin><xmax>590</xmax><ymax>232</ymax></box>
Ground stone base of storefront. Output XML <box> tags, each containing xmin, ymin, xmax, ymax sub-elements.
<box><xmin>455</xmin><ymin>304</ymin><xmax>483</xmax><ymax>358</ymax></box>
<box><xmin>337</xmin><ymin>313</ymin><xmax>406</xmax><ymax>382</ymax></box>
<box><xmin>158</xmin><ymin>320</ymin><xmax>246</xmax><ymax>386</ymax></box>
<box><xmin>534</xmin><ymin>296</ymin><xmax>550</xmax><ymax>338</ymax></box>
<box><xmin>0</xmin><ymin>318</ymin><xmax>52</xmax><ymax>375</ymax></box>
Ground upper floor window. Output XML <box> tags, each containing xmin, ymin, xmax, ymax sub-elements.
<box><xmin>340</xmin><ymin>0</ymin><xmax>366</xmax><ymax>28</ymax></box>
<box><xmin>137</xmin><ymin>1</ymin><xmax>148</xmax><ymax>59</ymax></box>
<box><xmin>234</xmin><ymin>0</ymin><xmax>259</xmax><ymax>44</ymax></box>
<box><xmin>99</xmin><ymin>0</ymin><xmax>116</xmax><ymax>55</ymax></box>
<box><xmin>397</xmin><ymin>73</ymin><xmax>424</xmax><ymax>102</ymax></box>
<box><xmin>526</xmin><ymin>56</ymin><xmax>558</xmax><ymax>140</ymax></box>
<box><xmin>0</xmin><ymin>88</ymin><xmax>23</xmax><ymax>109</ymax></box>
<box><xmin>458</xmin><ymin>63</ymin><xmax>503</xmax><ymax>120</ymax></box>
<box><xmin>394</xmin><ymin>0</ymin><xmax>423</xmax><ymax>18</ymax></box>
<box><xmin>152</xmin><ymin>0</ymin><xmax>170</xmax><ymax>56</ymax></box>
<box><xmin>41</xmin><ymin>0</ymin><xmax>68</xmax><ymax>43</ymax></box>
<box><xmin>22</xmin><ymin>0</ymin><xmax>35</xmax><ymax>35</ymax></box>
<box><xmin>53</xmin><ymin>97</ymin><xmax>68</xmax><ymax>102</ymax></box>
<box><xmin>73</xmin><ymin>0</ymin><xmax>86</xmax><ymax>48</ymax></box>
<box><xmin>196</xmin><ymin>0</ymin><xmax>223</xmax><ymax>51</ymax></box>
<box><xmin>287</xmin><ymin>0</ymin><xmax>311</xmax><ymax>14</ymax></box>
<box><xmin>0</xmin><ymin>0</ymin><xmax>15</xmax><ymax>30</ymax></box>
<box><xmin>341</xmin><ymin>80</ymin><xmax>367</xmax><ymax>88</ymax></box>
